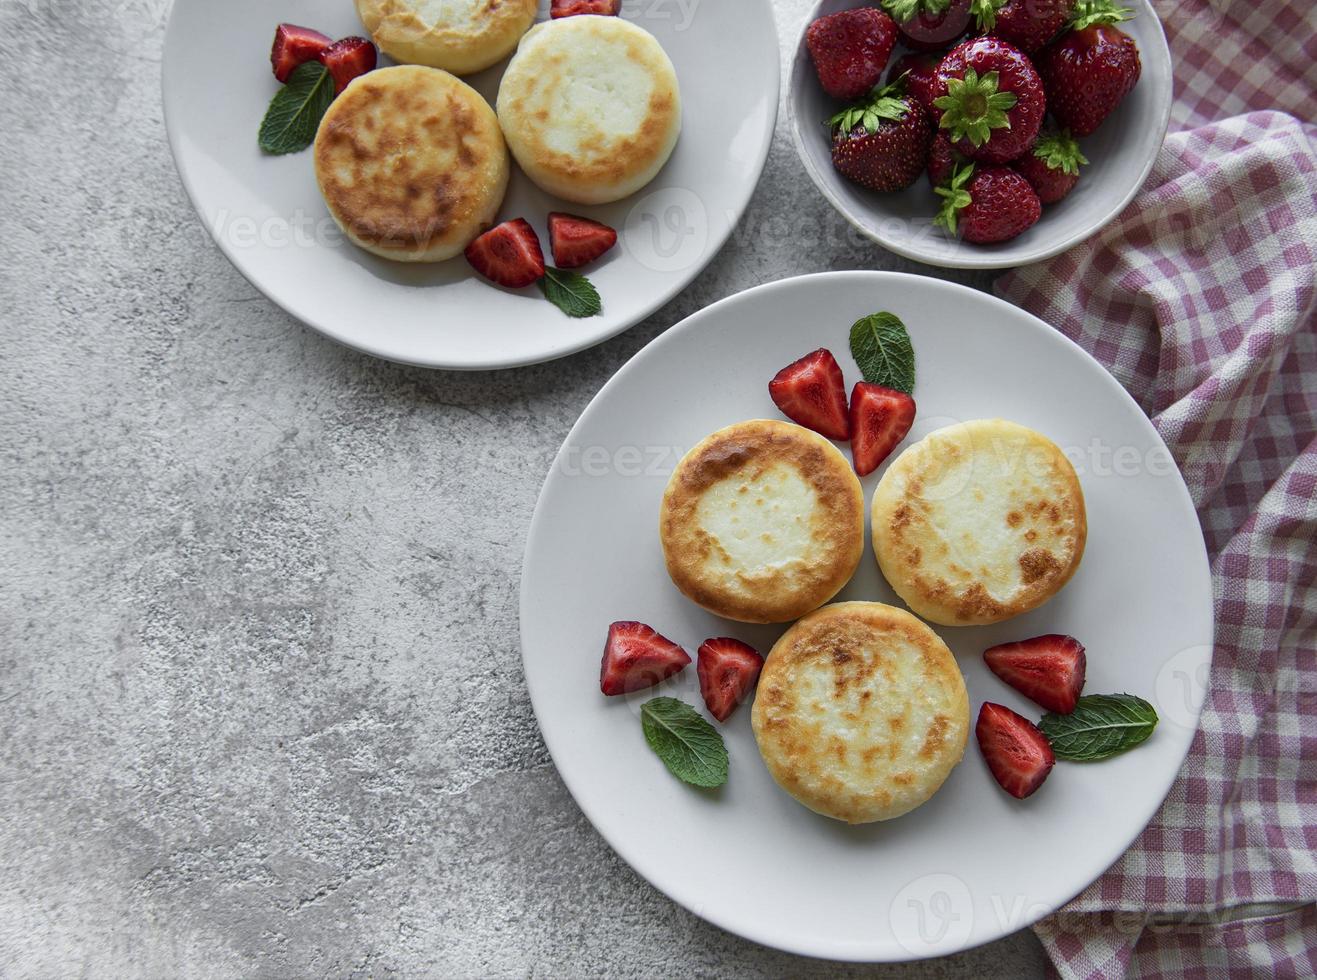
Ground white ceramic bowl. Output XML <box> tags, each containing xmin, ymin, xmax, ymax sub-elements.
<box><xmin>787</xmin><ymin>1</ymin><xmax>1172</xmax><ymax>269</ymax></box>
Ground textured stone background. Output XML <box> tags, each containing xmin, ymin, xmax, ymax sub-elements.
<box><xmin>0</xmin><ymin>0</ymin><xmax>1049</xmax><ymax>975</ymax></box>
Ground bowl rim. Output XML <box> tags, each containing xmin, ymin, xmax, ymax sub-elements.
<box><xmin>785</xmin><ymin>1</ymin><xmax>1173</xmax><ymax>270</ymax></box>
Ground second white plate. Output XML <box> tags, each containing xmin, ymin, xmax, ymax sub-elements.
<box><xmin>163</xmin><ymin>0</ymin><xmax>779</xmax><ymax>369</ymax></box>
<box><xmin>521</xmin><ymin>271</ymin><xmax>1213</xmax><ymax>961</ymax></box>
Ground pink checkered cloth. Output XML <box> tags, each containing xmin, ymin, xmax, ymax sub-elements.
<box><xmin>994</xmin><ymin>1</ymin><xmax>1317</xmax><ymax>977</ymax></box>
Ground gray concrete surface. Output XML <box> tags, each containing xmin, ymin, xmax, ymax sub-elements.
<box><xmin>0</xmin><ymin>0</ymin><xmax>1048</xmax><ymax>975</ymax></box>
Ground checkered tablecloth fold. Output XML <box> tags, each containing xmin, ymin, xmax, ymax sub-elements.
<box><xmin>994</xmin><ymin>2</ymin><xmax>1317</xmax><ymax>976</ymax></box>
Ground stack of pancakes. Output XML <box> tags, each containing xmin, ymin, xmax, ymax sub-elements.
<box><xmin>314</xmin><ymin>4</ymin><xmax>682</xmax><ymax>262</ymax></box>
<box><xmin>659</xmin><ymin>417</ymin><xmax>1086</xmax><ymax>823</ymax></box>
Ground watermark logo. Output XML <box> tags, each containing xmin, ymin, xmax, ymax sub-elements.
<box><xmin>889</xmin><ymin>873</ymin><xmax>974</xmax><ymax>955</ymax></box>
<box><xmin>1153</xmin><ymin>643</ymin><xmax>1213</xmax><ymax>730</ymax></box>
<box><xmin>624</xmin><ymin>187</ymin><xmax>708</xmax><ymax>273</ymax></box>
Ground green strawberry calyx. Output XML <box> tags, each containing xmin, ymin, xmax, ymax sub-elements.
<box><xmin>826</xmin><ymin>79</ymin><xmax>912</xmax><ymax>135</ymax></box>
<box><xmin>882</xmin><ymin>0</ymin><xmax>952</xmax><ymax>22</ymax></box>
<box><xmin>1032</xmin><ymin>130</ymin><xmax>1089</xmax><ymax>175</ymax></box>
<box><xmin>934</xmin><ymin>161</ymin><xmax>976</xmax><ymax>236</ymax></box>
<box><xmin>969</xmin><ymin>0</ymin><xmax>1006</xmax><ymax>31</ymax></box>
<box><xmin>933</xmin><ymin>68</ymin><xmax>1018</xmax><ymax>147</ymax></box>
<box><xmin>1069</xmin><ymin>0</ymin><xmax>1134</xmax><ymax>29</ymax></box>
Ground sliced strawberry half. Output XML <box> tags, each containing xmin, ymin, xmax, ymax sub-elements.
<box><xmin>600</xmin><ymin>621</ymin><xmax>691</xmax><ymax>696</ymax></box>
<box><xmin>319</xmin><ymin>36</ymin><xmax>377</xmax><ymax>95</ymax></box>
<box><xmin>465</xmin><ymin>219</ymin><xmax>546</xmax><ymax>289</ymax></box>
<box><xmin>547</xmin><ymin>212</ymin><xmax>618</xmax><ymax>269</ymax></box>
<box><xmin>976</xmin><ymin>702</ymin><xmax>1055</xmax><ymax>799</ymax></box>
<box><xmin>271</xmin><ymin>23</ymin><xmax>332</xmax><ymax>83</ymax></box>
<box><xmin>849</xmin><ymin>383</ymin><xmax>915</xmax><ymax>476</ymax></box>
<box><xmin>768</xmin><ymin>349</ymin><xmax>850</xmax><ymax>440</ymax></box>
<box><xmin>984</xmin><ymin>634</ymin><xmax>1086</xmax><ymax>714</ymax></box>
<box><xmin>551</xmin><ymin>0</ymin><xmax>622</xmax><ymax>17</ymax></box>
<box><xmin>697</xmin><ymin>638</ymin><xmax>764</xmax><ymax>722</ymax></box>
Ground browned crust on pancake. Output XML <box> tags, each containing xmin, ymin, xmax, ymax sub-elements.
<box><xmin>496</xmin><ymin>18</ymin><xmax>680</xmax><ymax>202</ymax></box>
<box><xmin>314</xmin><ymin>66</ymin><xmax>507</xmax><ymax>259</ymax></box>
<box><xmin>659</xmin><ymin>420</ymin><xmax>864</xmax><ymax>624</ymax></box>
<box><xmin>751</xmin><ymin>602</ymin><xmax>970</xmax><ymax>824</ymax></box>
<box><xmin>872</xmin><ymin>420</ymin><xmax>1087</xmax><ymax>626</ymax></box>
<box><xmin>355</xmin><ymin>0</ymin><xmax>537</xmax><ymax>75</ymax></box>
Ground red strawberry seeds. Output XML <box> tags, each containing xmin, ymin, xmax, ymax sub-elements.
<box><xmin>806</xmin><ymin>8</ymin><xmax>899</xmax><ymax>100</ymax></box>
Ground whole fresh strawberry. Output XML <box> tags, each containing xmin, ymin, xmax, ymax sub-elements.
<box><xmin>1013</xmin><ymin>128</ymin><xmax>1087</xmax><ymax>202</ymax></box>
<box><xmin>886</xmin><ymin>51</ymin><xmax>942</xmax><ymax>120</ymax></box>
<box><xmin>880</xmin><ymin>0</ymin><xmax>972</xmax><ymax>51</ymax></box>
<box><xmin>931</xmin><ymin>36</ymin><xmax>1045</xmax><ymax>164</ymax></box>
<box><xmin>926</xmin><ymin>130</ymin><xmax>960</xmax><ymax>186</ymax></box>
<box><xmin>829</xmin><ymin>79</ymin><xmax>931</xmax><ymax>193</ymax></box>
<box><xmin>1040</xmin><ymin>0</ymin><xmax>1141</xmax><ymax>136</ymax></box>
<box><xmin>806</xmin><ymin>8</ymin><xmax>899</xmax><ymax>100</ymax></box>
<box><xmin>971</xmin><ymin>0</ymin><xmax>1073</xmax><ymax>53</ymax></box>
<box><xmin>935</xmin><ymin>160</ymin><xmax>1041</xmax><ymax>243</ymax></box>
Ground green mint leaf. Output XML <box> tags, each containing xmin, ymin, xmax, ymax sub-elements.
<box><xmin>259</xmin><ymin>61</ymin><xmax>336</xmax><ymax>155</ymax></box>
<box><xmin>641</xmin><ymin>697</ymin><xmax>728</xmax><ymax>788</ymax></box>
<box><xmin>1039</xmin><ymin>694</ymin><xmax>1158</xmax><ymax>761</ymax></box>
<box><xmin>849</xmin><ymin>312</ymin><xmax>916</xmax><ymax>393</ymax></box>
<box><xmin>538</xmin><ymin>267</ymin><xmax>602</xmax><ymax>318</ymax></box>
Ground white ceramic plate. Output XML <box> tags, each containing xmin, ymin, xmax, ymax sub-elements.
<box><xmin>162</xmin><ymin>1</ymin><xmax>778</xmax><ymax>369</ymax></box>
<box><xmin>521</xmin><ymin>272</ymin><xmax>1213</xmax><ymax>961</ymax></box>
<box><xmin>786</xmin><ymin>1</ymin><xmax>1172</xmax><ymax>269</ymax></box>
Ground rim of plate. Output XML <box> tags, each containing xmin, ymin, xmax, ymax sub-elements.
<box><xmin>160</xmin><ymin>1</ymin><xmax>780</xmax><ymax>371</ymax></box>
<box><xmin>784</xmin><ymin>1</ymin><xmax>1173</xmax><ymax>270</ymax></box>
<box><xmin>520</xmin><ymin>270</ymin><xmax>1213</xmax><ymax>961</ymax></box>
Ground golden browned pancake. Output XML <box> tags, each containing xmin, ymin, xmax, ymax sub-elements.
<box><xmin>314</xmin><ymin>65</ymin><xmax>509</xmax><ymax>263</ymax></box>
<box><xmin>496</xmin><ymin>17</ymin><xmax>681</xmax><ymax>205</ymax></box>
<box><xmin>354</xmin><ymin>0</ymin><xmax>537</xmax><ymax>76</ymax></box>
<box><xmin>752</xmin><ymin>602</ymin><xmax>969</xmax><ymax>824</ymax></box>
<box><xmin>871</xmin><ymin>419</ymin><xmax>1087</xmax><ymax>626</ymax></box>
<box><xmin>659</xmin><ymin>420</ymin><xmax>864</xmax><ymax>624</ymax></box>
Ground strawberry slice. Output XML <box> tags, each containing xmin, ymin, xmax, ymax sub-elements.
<box><xmin>697</xmin><ymin>638</ymin><xmax>764</xmax><ymax>722</ymax></box>
<box><xmin>271</xmin><ymin>23</ymin><xmax>332</xmax><ymax>83</ymax></box>
<box><xmin>849</xmin><ymin>383</ymin><xmax>915</xmax><ymax>476</ymax></box>
<box><xmin>984</xmin><ymin>634</ymin><xmax>1086</xmax><ymax>714</ymax></box>
<box><xmin>600</xmin><ymin>622</ymin><xmax>691</xmax><ymax>696</ymax></box>
<box><xmin>551</xmin><ymin>0</ymin><xmax>622</xmax><ymax>17</ymax></box>
<box><xmin>976</xmin><ymin>702</ymin><xmax>1054</xmax><ymax>799</ymax></box>
<box><xmin>768</xmin><ymin>349</ymin><xmax>850</xmax><ymax>440</ymax></box>
<box><xmin>548</xmin><ymin>212</ymin><xmax>618</xmax><ymax>269</ymax></box>
<box><xmin>318</xmin><ymin>37</ymin><xmax>377</xmax><ymax>95</ymax></box>
<box><xmin>464</xmin><ymin>219</ymin><xmax>546</xmax><ymax>289</ymax></box>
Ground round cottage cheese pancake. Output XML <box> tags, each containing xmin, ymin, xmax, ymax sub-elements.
<box><xmin>752</xmin><ymin>602</ymin><xmax>970</xmax><ymax>824</ymax></box>
<box><xmin>871</xmin><ymin>419</ymin><xmax>1087</xmax><ymax>626</ymax></box>
<box><xmin>314</xmin><ymin>66</ymin><xmax>509</xmax><ymax>263</ymax></box>
<box><xmin>496</xmin><ymin>17</ymin><xmax>681</xmax><ymax>205</ymax></box>
<box><xmin>354</xmin><ymin>0</ymin><xmax>537</xmax><ymax>76</ymax></box>
<box><xmin>659</xmin><ymin>420</ymin><xmax>864</xmax><ymax>624</ymax></box>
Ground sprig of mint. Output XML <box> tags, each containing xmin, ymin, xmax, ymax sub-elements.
<box><xmin>539</xmin><ymin>267</ymin><xmax>602</xmax><ymax>318</ymax></box>
<box><xmin>259</xmin><ymin>61</ymin><xmax>335</xmax><ymax>155</ymax></box>
<box><xmin>641</xmin><ymin>697</ymin><xmax>728</xmax><ymax>788</ymax></box>
<box><xmin>1038</xmin><ymin>694</ymin><xmax>1158</xmax><ymax>761</ymax></box>
<box><xmin>849</xmin><ymin>312</ymin><xmax>916</xmax><ymax>393</ymax></box>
